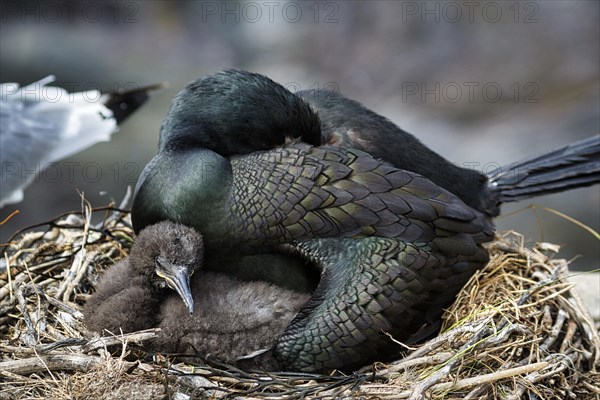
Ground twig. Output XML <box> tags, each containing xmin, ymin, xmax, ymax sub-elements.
<box><xmin>0</xmin><ymin>354</ymin><xmax>110</xmax><ymax>375</ymax></box>
<box><xmin>36</xmin><ymin>338</ymin><xmax>89</xmax><ymax>352</ymax></box>
<box><xmin>398</xmin><ymin>321</ymin><xmax>485</xmax><ymax>363</ymax></box>
<box><xmin>44</xmin><ymin>295</ymin><xmax>84</xmax><ymax>320</ymax></box>
<box><xmin>14</xmin><ymin>285</ymin><xmax>37</xmax><ymax>347</ymax></box>
<box><xmin>0</xmin><ymin>209</ymin><xmax>20</xmax><ymax>225</ymax></box>
<box><xmin>55</xmin><ymin>199</ymin><xmax>92</xmax><ymax>302</ymax></box>
<box><xmin>463</xmin><ymin>361</ymin><xmax>517</xmax><ymax>400</ymax></box>
<box><xmin>506</xmin><ymin>355</ymin><xmax>572</xmax><ymax>400</ymax></box>
<box><xmin>4</xmin><ymin>253</ymin><xmax>13</xmax><ymax>301</ymax></box>
<box><xmin>384</xmin><ymin>362</ymin><xmax>550</xmax><ymax>399</ymax></box>
<box><xmin>408</xmin><ymin>317</ymin><xmax>493</xmax><ymax>400</ymax></box>
<box><xmin>81</xmin><ymin>329</ymin><xmax>160</xmax><ymax>353</ymax></box>
<box><xmin>582</xmin><ymin>381</ymin><xmax>600</xmax><ymax>394</ymax></box>
<box><xmin>382</xmin><ymin>331</ymin><xmax>418</xmax><ymax>351</ymax></box>
<box><xmin>539</xmin><ymin>309</ymin><xmax>568</xmax><ymax>353</ymax></box>
<box><xmin>371</xmin><ymin>352</ymin><xmax>454</xmax><ymax>377</ymax></box>
<box><xmin>560</xmin><ymin>320</ymin><xmax>578</xmax><ymax>354</ymax></box>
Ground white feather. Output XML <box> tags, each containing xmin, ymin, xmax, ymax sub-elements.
<box><xmin>0</xmin><ymin>76</ymin><xmax>118</xmax><ymax>208</ymax></box>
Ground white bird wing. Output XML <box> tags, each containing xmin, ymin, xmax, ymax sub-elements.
<box><xmin>0</xmin><ymin>76</ymin><xmax>118</xmax><ymax>208</ymax></box>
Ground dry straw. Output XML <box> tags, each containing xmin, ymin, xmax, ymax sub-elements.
<box><xmin>1</xmin><ymin>202</ymin><xmax>598</xmax><ymax>399</ymax></box>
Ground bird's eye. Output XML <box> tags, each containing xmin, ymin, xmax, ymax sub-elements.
<box><xmin>155</xmin><ymin>256</ymin><xmax>167</xmax><ymax>275</ymax></box>
<box><xmin>154</xmin><ymin>257</ymin><xmax>169</xmax><ymax>283</ymax></box>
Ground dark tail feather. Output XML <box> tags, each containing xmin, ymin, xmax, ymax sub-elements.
<box><xmin>102</xmin><ymin>82</ymin><xmax>167</xmax><ymax>124</ymax></box>
<box><xmin>489</xmin><ymin>135</ymin><xmax>600</xmax><ymax>203</ymax></box>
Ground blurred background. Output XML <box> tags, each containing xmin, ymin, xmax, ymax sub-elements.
<box><xmin>1</xmin><ymin>1</ymin><xmax>598</xmax><ymax>271</ymax></box>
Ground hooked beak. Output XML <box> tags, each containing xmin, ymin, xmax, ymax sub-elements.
<box><xmin>157</xmin><ymin>266</ymin><xmax>195</xmax><ymax>315</ymax></box>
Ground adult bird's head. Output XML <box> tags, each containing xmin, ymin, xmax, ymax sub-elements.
<box><xmin>130</xmin><ymin>221</ymin><xmax>203</xmax><ymax>314</ymax></box>
<box><xmin>158</xmin><ymin>69</ymin><xmax>322</xmax><ymax>154</ymax></box>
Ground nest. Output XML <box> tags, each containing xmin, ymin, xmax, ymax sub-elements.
<box><xmin>1</xmin><ymin>204</ymin><xmax>599</xmax><ymax>400</ymax></box>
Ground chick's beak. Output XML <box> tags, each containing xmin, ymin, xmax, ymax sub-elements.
<box><xmin>158</xmin><ymin>266</ymin><xmax>195</xmax><ymax>315</ymax></box>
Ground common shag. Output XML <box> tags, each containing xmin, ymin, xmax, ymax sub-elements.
<box><xmin>84</xmin><ymin>221</ymin><xmax>310</xmax><ymax>369</ymax></box>
<box><xmin>130</xmin><ymin>70</ymin><xmax>600</xmax><ymax>372</ymax></box>
<box><xmin>84</xmin><ymin>221</ymin><xmax>204</xmax><ymax>333</ymax></box>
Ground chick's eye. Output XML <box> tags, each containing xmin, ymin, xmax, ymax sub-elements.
<box><xmin>155</xmin><ymin>256</ymin><xmax>167</xmax><ymax>277</ymax></box>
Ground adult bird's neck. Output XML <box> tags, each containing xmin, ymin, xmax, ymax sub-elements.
<box><xmin>131</xmin><ymin>147</ymin><xmax>235</xmax><ymax>249</ymax></box>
